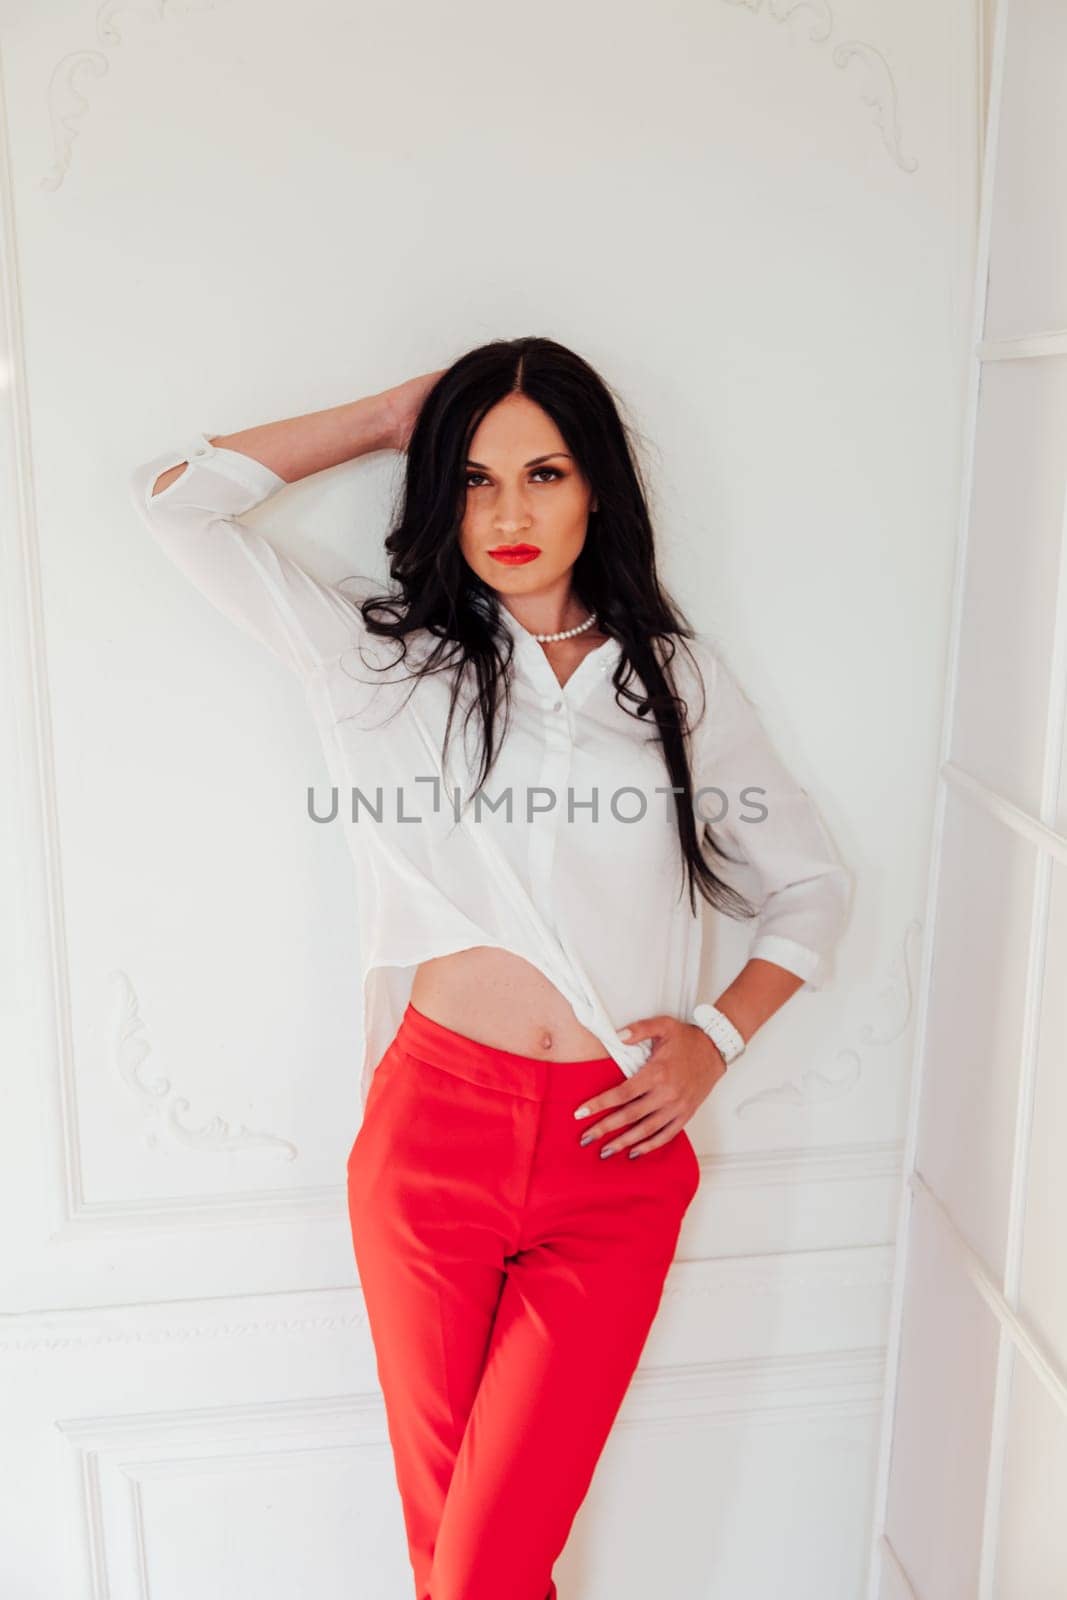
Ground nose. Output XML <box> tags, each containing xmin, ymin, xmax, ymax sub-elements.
<box><xmin>491</xmin><ymin>482</ymin><xmax>534</xmax><ymax>535</ymax></box>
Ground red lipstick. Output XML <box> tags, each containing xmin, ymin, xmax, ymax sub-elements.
<box><xmin>488</xmin><ymin>544</ymin><xmax>541</xmax><ymax>565</ymax></box>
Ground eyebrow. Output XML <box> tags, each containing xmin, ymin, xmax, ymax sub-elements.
<box><xmin>465</xmin><ymin>452</ymin><xmax>573</xmax><ymax>470</ymax></box>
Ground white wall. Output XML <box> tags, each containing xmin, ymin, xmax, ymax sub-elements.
<box><xmin>0</xmin><ymin>2</ymin><xmax>977</xmax><ymax>1594</ymax></box>
<box><xmin>872</xmin><ymin>0</ymin><xmax>1067</xmax><ymax>1594</ymax></box>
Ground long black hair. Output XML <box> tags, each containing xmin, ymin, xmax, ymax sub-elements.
<box><xmin>353</xmin><ymin>335</ymin><xmax>756</xmax><ymax>922</ymax></box>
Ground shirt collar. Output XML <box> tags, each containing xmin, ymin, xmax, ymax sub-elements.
<box><xmin>492</xmin><ymin>598</ymin><xmax>621</xmax><ymax>707</ymax></box>
<box><xmin>493</xmin><ymin>601</ymin><xmax>536</xmax><ymax>647</ymax></box>
<box><xmin>492</xmin><ymin>600</ymin><xmax>557</xmax><ymax>674</ymax></box>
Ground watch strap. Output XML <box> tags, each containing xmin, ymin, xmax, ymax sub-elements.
<box><xmin>692</xmin><ymin>1002</ymin><xmax>746</xmax><ymax>1065</ymax></box>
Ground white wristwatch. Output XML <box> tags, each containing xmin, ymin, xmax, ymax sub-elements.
<box><xmin>691</xmin><ymin>1002</ymin><xmax>746</xmax><ymax>1066</ymax></box>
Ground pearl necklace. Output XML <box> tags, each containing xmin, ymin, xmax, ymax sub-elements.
<box><xmin>531</xmin><ymin>611</ymin><xmax>598</xmax><ymax>644</ymax></box>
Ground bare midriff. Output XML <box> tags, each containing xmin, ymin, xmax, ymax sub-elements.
<box><xmin>409</xmin><ymin>947</ymin><xmax>612</xmax><ymax>1061</ymax></box>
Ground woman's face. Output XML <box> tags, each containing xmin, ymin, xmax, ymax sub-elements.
<box><xmin>459</xmin><ymin>393</ymin><xmax>597</xmax><ymax>600</ymax></box>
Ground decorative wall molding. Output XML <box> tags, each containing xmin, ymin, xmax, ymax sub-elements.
<box><xmin>1</xmin><ymin>1244</ymin><xmax>894</xmax><ymax>1350</ymax></box>
<box><xmin>734</xmin><ymin>919</ymin><xmax>921</xmax><ymax>1117</ymax></box>
<box><xmin>39</xmin><ymin>0</ymin><xmax>916</xmax><ymax>192</ymax></box>
<box><xmin>110</xmin><ymin>969</ymin><xmax>299</xmax><ymax>1160</ymax></box>
<box><xmin>55</xmin><ymin>1181</ymin><xmax>342</xmax><ymax>1236</ymax></box>
<box><xmin>40</xmin><ymin>0</ymin><xmax>220</xmax><ymax>192</ymax></box>
<box><xmin>622</xmin><ymin>1344</ymin><xmax>885</xmax><ymax>1429</ymax></box>
<box><xmin>40</xmin><ymin>1124</ymin><xmax>900</xmax><ymax>1238</ymax></box>
<box><xmin>0</xmin><ymin>1308</ymin><xmax>368</xmax><ymax>1355</ymax></box>
<box><xmin>23</xmin><ymin>0</ymin><xmax>914</xmax><ymax>1244</ymax></box>
<box><xmin>41</xmin><ymin>51</ymin><xmax>108</xmax><ymax>191</ymax></box>
<box><xmin>719</xmin><ymin>0</ymin><xmax>919</xmax><ymax>172</ymax></box>
<box><xmin>660</xmin><ymin>1243</ymin><xmax>893</xmax><ymax>1302</ymax></box>
<box><xmin>53</xmin><ymin>1345</ymin><xmax>886</xmax><ymax>1446</ymax></box>
<box><xmin>878</xmin><ymin>1534</ymin><xmax>923</xmax><ymax>1600</ymax></box>
<box><xmin>46</xmin><ymin>1129</ymin><xmax>901</xmax><ymax>1238</ymax></box>
<box><xmin>701</xmin><ymin>1136</ymin><xmax>902</xmax><ymax>1188</ymax></box>
<box><xmin>50</xmin><ymin>1343</ymin><xmax>884</xmax><ymax>1597</ymax></box>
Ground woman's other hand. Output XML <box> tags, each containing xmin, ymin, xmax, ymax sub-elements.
<box><xmin>381</xmin><ymin>367</ymin><xmax>449</xmax><ymax>453</ymax></box>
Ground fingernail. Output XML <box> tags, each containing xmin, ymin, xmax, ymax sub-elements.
<box><xmin>573</xmin><ymin>1104</ymin><xmax>590</xmax><ymax>1119</ymax></box>
<box><xmin>618</xmin><ymin>1028</ymin><xmax>632</xmax><ymax>1040</ymax></box>
<box><xmin>600</xmin><ymin>1146</ymin><xmax>615</xmax><ymax>1159</ymax></box>
<box><xmin>628</xmin><ymin>1149</ymin><xmax>642</xmax><ymax>1159</ymax></box>
<box><xmin>579</xmin><ymin>1132</ymin><xmax>593</xmax><ymax>1146</ymax></box>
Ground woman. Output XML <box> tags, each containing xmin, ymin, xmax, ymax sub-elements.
<box><xmin>128</xmin><ymin>336</ymin><xmax>850</xmax><ymax>1600</ymax></box>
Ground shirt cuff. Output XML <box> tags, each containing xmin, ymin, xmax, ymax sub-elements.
<box><xmin>748</xmin><ymin>934</ymin><xmax>825</xmax><ymax>989</ymax></box>
<box><xmin>176</xmin><ymin>431</ymin><xmax>289</xmax><ymax>503</ymax></box>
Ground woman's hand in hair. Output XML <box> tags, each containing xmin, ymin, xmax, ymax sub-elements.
<box><xmin>380</xmin><ymin>367</ymin><xmax>449</xmax><ymax>453</ymax></box>
<box><xmin>571</xmin><ymin>1016</ymin><xmax>726</xmax><ymax>1160</ymax></box>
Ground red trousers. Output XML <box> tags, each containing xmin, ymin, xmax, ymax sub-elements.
<box><xmin>346</xmin><ymin>1001</ymin><xmax>701</xmax><ymax>1600</ymax></box>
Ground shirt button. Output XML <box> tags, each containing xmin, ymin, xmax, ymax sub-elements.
<box><xmin>550</xmin><ymin>699</ymin><xmax>563</xmax><ymax>713</ymax></box>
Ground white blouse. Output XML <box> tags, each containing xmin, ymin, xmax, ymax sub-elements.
<box><xmin>128</xmin><ymin>432</ymin><xmax>851</xmax><ymax>1108</ymax></box>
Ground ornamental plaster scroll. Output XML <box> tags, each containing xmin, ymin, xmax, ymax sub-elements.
<box><xmin>110</xmin><ymin>967</ymin><xmax>299</xmax><ymax>1159</ymax></box>
<box><xmin>40</xmin><ymin>0</ymin><xmax>220</xmax><ymax>193</ymax></box>
<box><xmin>732</xmin><ymin>917</ymin><xmax>921</xmax><ymax>1116</ymax></box>
<box><xmin>719</xmin><ymin>0</ymin><xmax>919</xmax><ymax>173</ymax></box>
<box><xmin>38</xmin><ymin>0</ymin><xmax>915</xmax><ymax>191</ymax></box>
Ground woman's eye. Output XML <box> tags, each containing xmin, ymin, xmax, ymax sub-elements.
<box><xmin>464</xmin><ymin>468</ymin><xmax>564</xmax><ymax>488</ymax></box>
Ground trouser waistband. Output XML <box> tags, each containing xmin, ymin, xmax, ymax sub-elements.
<box><xmin>394</xmin><ymin>1002</ymin><xmax>621</xmax><ymax>1103</ymax></box>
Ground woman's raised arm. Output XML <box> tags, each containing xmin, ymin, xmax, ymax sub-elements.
<box><xmin>127</xmin><ymin>391</ymin><xmax>399</xmax><ymax>679</ymax></box>
<box><xmin>152</xmin><ymin>390</ymin><xmax>400</xmax><ymax>495</ymax></box>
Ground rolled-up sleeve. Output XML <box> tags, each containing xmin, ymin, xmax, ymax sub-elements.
<box><xmin>692</xmin><ymin>639</ymin><xmax>852</xmax><ymax>990</ymax></box>
<box><xmin>127</xmin><ymin>431</ymin><xmax>367</xmax><ymax>678</ymax></box>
